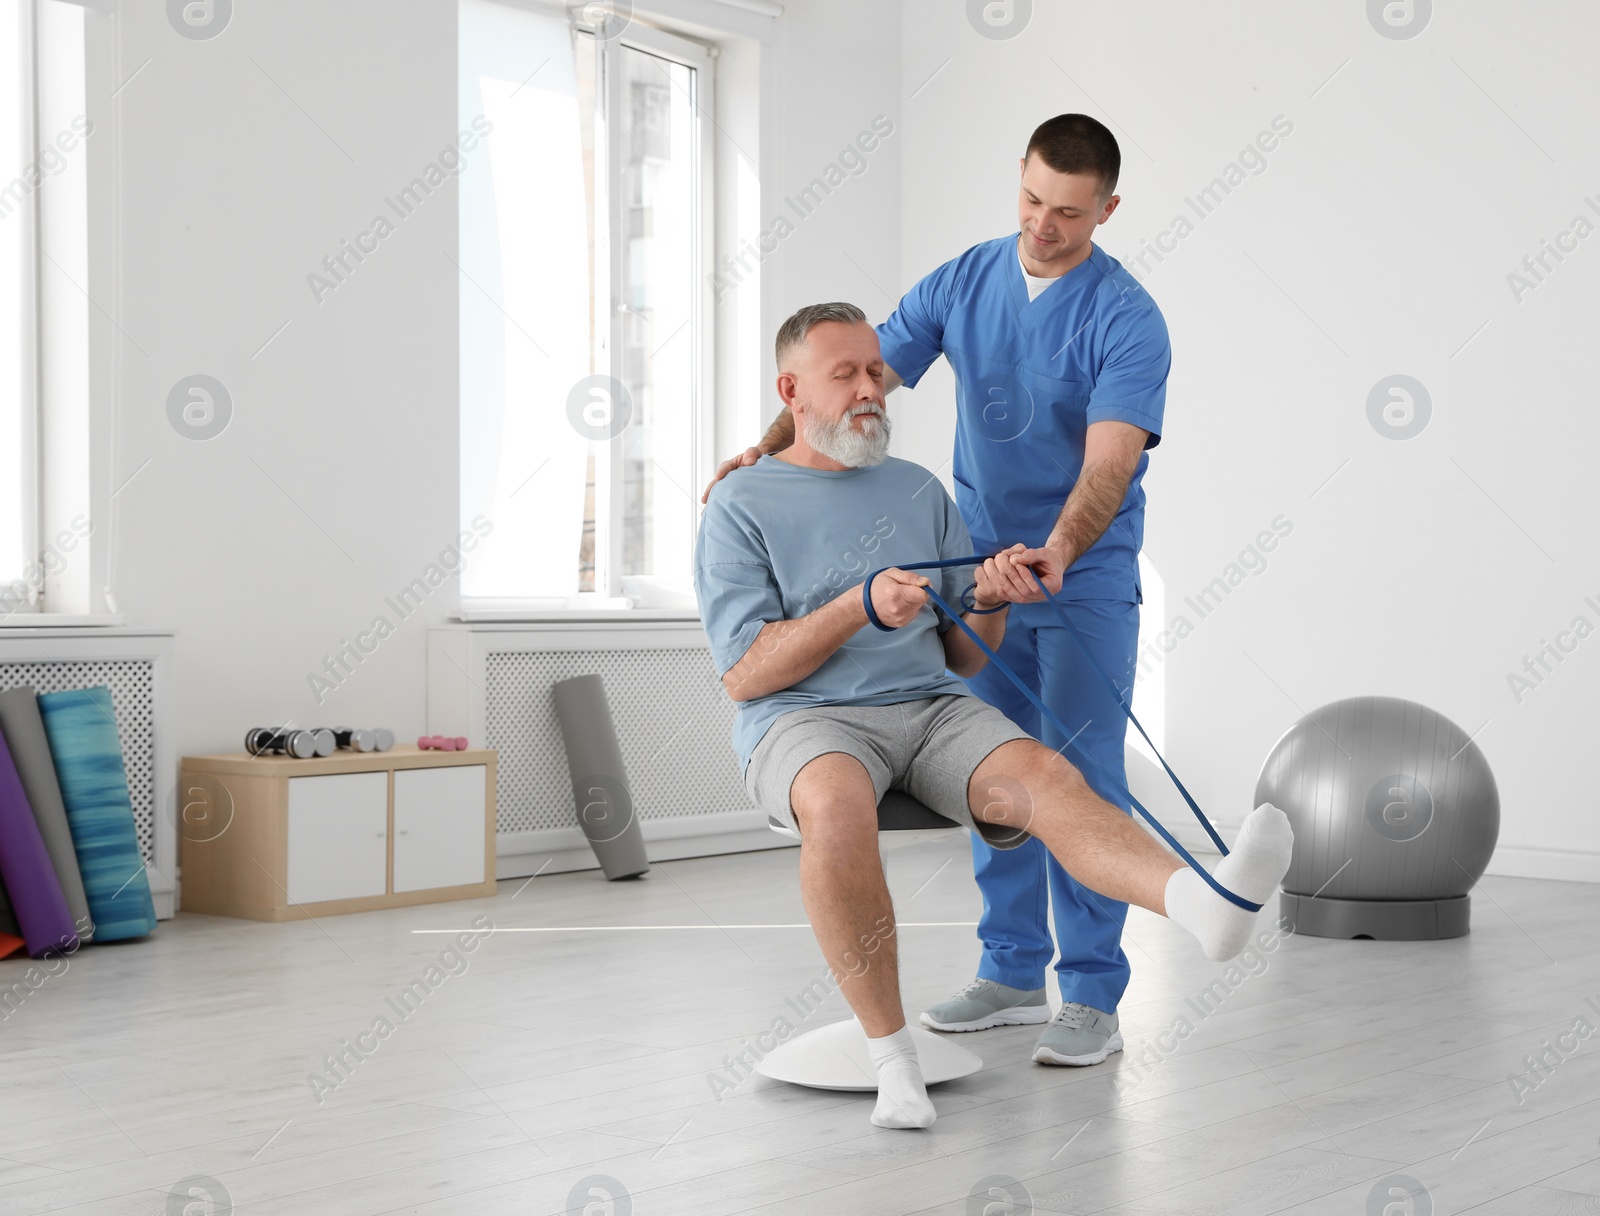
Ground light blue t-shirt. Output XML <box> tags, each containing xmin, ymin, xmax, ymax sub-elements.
<box><xmin>694</xmin><ymin>454</ymin><xmax>978</xmax><ymax>775</ymax></box>
<box><xmin>876</xmin><ymin>236</ymin><xmax>1170</xmax><ymax>604</ymax></box>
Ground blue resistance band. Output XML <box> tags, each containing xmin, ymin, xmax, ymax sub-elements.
<box><xmin>862</xmin><ymin>555</ymin><xmax>1261</xmax><ymax>913</ymax></box>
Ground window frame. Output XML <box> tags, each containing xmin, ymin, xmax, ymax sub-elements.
<box><xmin>458</xmin><ymin>1</ymin><xmax>717</xmax><ymax>616</ymax></box>
<box><xmin>585</xmin><ymin>14</ymin><xmax>715</xmax><ymax>607</ymax></box>
<box><xmin>1</xmin><ymin>0</ymin><xmax>102</xmax><ymax>625</ymax></box>
<box><xmin>5</xmin><ymin>0</ymin><xmax>43</xmax><ymax>610</ymax></box>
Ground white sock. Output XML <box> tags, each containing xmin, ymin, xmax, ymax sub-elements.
<box><xmin>865</xmin><ymin>1025</ymin><xmax>936</xmax><ymax>1129</ymax></box>
<box><xmin>1165</xmin><ymin>802</ymin><xmax>1294</xmax><ymax>962</ymax></box>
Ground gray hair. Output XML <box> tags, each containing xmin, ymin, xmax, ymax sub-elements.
<box><xmin>774</xmin><ymin>301</ymin><xmax>868</xmax><ymax>370</ymax></box>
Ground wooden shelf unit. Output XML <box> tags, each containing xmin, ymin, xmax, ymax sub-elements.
<box><xmin>178</xmin><ymin>745</ymin><xmax>498</xmax><ymax>921</ymax></box>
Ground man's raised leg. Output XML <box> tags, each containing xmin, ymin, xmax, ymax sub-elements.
<box><xmin>790</xmin><ymin>752</ymin><xmax>935</xmax><ymax>1129</ymax></box>
<box><xmin>967</xmin><ymin>740</ymin><xmax>1293</xmax><ymax>962</ymax></box>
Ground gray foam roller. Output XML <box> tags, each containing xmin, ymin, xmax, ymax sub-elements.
<box><xmin>552</xmin><ymin>674</ymin><xmax>649</xmax><ymax>880</ymax></box>
<box><xmin>0</xmin><ymin>686</ymin><xmax>93</xmax><ymax>941</ymax></box>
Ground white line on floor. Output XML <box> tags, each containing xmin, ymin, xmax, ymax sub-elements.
<box><xmin>409</xmin><ymin>922</ymin><xmax>981</xmax><ymax>932</ymax></box>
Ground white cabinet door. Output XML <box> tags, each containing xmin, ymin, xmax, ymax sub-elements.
<box><xmin>286</xmin><ymin>772</ymin><xmax>390</xmax><ymax>904</ymax></box>
<box><xmin>392</xmin><ymin>766</ymin><xmax>487</xmax><ymax>893</ymax></box>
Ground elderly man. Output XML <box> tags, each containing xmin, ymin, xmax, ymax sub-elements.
<box><xmin>692</xmin><ymin>302</ymin><xmax>1292</xmax><ymax>1130</ymax></box>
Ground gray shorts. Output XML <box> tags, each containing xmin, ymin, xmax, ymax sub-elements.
<box><xmin>744</xmin><ymin>694</ymin><xmax>1037</xmax><ymax>850</ymax></box>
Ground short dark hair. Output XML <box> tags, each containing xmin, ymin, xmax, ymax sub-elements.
<box><xmin>774</xmin><ymin>301</ymin><xmax>868</xmax><ymax>370</ymax></box>
<box><xmin>1024</xmin><ymin>114</ymin><xmax>1120</xmax><ymax>199</ymax></box>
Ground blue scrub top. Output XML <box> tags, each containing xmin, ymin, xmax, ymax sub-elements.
<box><xmin>876</xmin><ymin>236</ymin><xmax>1170</xmax><ymax>603</ymax></box>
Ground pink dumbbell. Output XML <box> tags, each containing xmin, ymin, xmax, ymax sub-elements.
<box><xmin>417</xmin><ymin>735</ymin><xmax>470</xmax><ymax>751</ymax></box>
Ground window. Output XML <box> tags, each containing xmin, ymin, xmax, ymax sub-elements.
<box><xmin>1</xmin><ymin>0</ymin><xmax>90</xmax><ymax>620</ymax></box>
<box><xmin>459</xmin><ymin>0</ymin><xmax>712</xmax><ymax>611</ymax></box>
<box><xmin>1</xmin><ymin>2</ymin><xmax>34</xmax><ymax>601</ymax></box>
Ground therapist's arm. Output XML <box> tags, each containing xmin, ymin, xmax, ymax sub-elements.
<box><xmin>701</xmin><ymin>421</ymin><xmax>788</xmax><ymax>503</ymax></box>
<box><xmin>996</xmin><ymin>420</ymin><xmax>1149</xmax><ymax>602</ymax></box>
<box><xmin>755</xmin><ymin>410</ymin><xmax>795</xmax><ymax>456</ymax></box>
<box><xmin>700</xmin><ymin>366</ymin><xmax>907</xmax><ymax>502</ymax></box>
<box><xmin>721</xmin><ymin>565</ymin><xmax>930</xmax><ymax>702</ymax></box>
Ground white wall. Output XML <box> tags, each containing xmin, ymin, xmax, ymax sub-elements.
<box><xmin>95</xmin><ymin>0</ymin><xmax>461</xmax><ymax>756</ymax></box>
<box><xmin>893</xmin><ymin>0</ymin><xmax>1600</xmax><ymax>878</ymax></box>
<box><xmin>754</xmin><ymin>0</ymin><xmax>902</xmax><ymax>426</ymax></box>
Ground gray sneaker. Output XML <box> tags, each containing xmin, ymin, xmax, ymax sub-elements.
<box><xmin>1032</xmin><ymin>1002</ymin><xmax>1122</xmax><ymax>1066</ymax></box>
<box><xmin>919</xmin><ymin>978</ymin><xmax>1050</xmax><ymax>1032</ymax></box>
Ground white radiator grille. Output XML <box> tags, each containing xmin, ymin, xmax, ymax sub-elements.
<box><xmin>0</xmin><ymin>661</ymin><xmax>157</xmax><ymax>864</ymax></box>
<box><xmin>485</xmin><ymin>647</ymin><xmax>749</xmax><ymax>835</ymax></box>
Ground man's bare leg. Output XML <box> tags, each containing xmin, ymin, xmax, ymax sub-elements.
<box><xmin>968</xmin><ymin>740</ymin><xmax>1293</xmax><ymax>961</ymax></box>
<box><xmin>790</xmin><ymin>752</ymin><xmax>935</xmax><ymax>1128</ymax></box>
<box><xmin>790</xmin><ymin>753</ymin><xmax>902</xmax><ymax>1036</ymax></box>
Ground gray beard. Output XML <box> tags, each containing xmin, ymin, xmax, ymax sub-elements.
<box><xmin>804</xmin><ymin>404</ymin><xmax>891</xmax><ymax>468</ymax></box>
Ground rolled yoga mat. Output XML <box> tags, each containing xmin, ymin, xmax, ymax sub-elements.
<box><xmin>552</xmin><ymin>674</ymin><xmax>650</xmax><ymax>880</ymax></box>
<box><xmin>0</xmin><ymin>732</ymin><xmax>34</xmax><ymax>956</ymax></box>
<box><xmin>0</xmin><ymin>686</ymin><xmax>93</xmax><ymax>941</ymax></box>
<box><xmin>38</xmin><ymin>686</ymin><xmax>157</xmax><ymax>942</ymax></box>
<box><xmin>0</xmin><ymin>725</ymin><xmax>79</xmax><ymax>958</ymax></box>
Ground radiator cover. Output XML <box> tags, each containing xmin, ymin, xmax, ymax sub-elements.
<box><xmin>428</xmin><ymin>620</ymin><xmax>780</xmax><ymax>876</ymax></box>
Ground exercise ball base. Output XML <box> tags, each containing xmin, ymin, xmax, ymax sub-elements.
<box><xmin>1280</xmin><ymin>891</ymin><xmax>1470</xmax><ymax>941</ymax></box>
<box><xmin>753</xmin><ymin>1018</ymin><xmax>983</xmax><ymax>1091</ymax></box>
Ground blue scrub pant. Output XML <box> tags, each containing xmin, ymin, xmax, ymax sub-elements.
<box><xmin>960</xmin><ymin>596</ymin><xmax>1140</xmax><ymax>1013</ymax></box>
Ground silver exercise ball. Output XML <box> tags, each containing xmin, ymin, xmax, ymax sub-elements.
<box><xmin>1254</xmin><ymin>695</ymin><xmax>1499</xmax><ymax>940</ymax></box>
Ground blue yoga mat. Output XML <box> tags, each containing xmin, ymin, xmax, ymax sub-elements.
<box><xmin>0</xmin><ymin>726</ymin><xmax>79</xmax><ymax>958</ymax></box>
<box><xmin>38</xmin><ymin>686</ymin><xmax>156</xmax><ymax>942</ymax></box>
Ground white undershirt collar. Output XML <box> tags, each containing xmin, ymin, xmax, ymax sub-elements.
<box><xmin>1018</xmin><ymin>244</ymin><xmax>1064</xmax><ymax>303</ymax></box>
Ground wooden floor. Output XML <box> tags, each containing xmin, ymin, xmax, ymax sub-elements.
<box><xmin>4</xmin><ymin>838</ymin><xmax>1600</xmax><ymax>1215</ymax></box>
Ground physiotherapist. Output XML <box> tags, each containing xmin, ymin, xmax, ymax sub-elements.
<box><xmin>702</xmin><ymin>114</ymin><xmax>1170</xmax><ymax>1069</ymax></box>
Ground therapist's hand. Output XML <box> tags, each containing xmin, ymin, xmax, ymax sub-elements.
<box><xmin>972</xmin><ymin>544</ymin><xmax>1029</xmax><ymax>608</ymax></box>
<box><xmin>701</xmin><ymin>446</ymin><xmax>763</xmax><ymax>503</ymax></box>
<box><xmin>997</xmin><ymin>544</ymin><xmax>1070</xmax><ymax>602</ymax></box>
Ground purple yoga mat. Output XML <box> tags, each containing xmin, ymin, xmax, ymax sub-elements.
<box><xmin>0</xmin><ymin>723</ymin><xmax>78</xmax><ymax>958</ymax></box>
